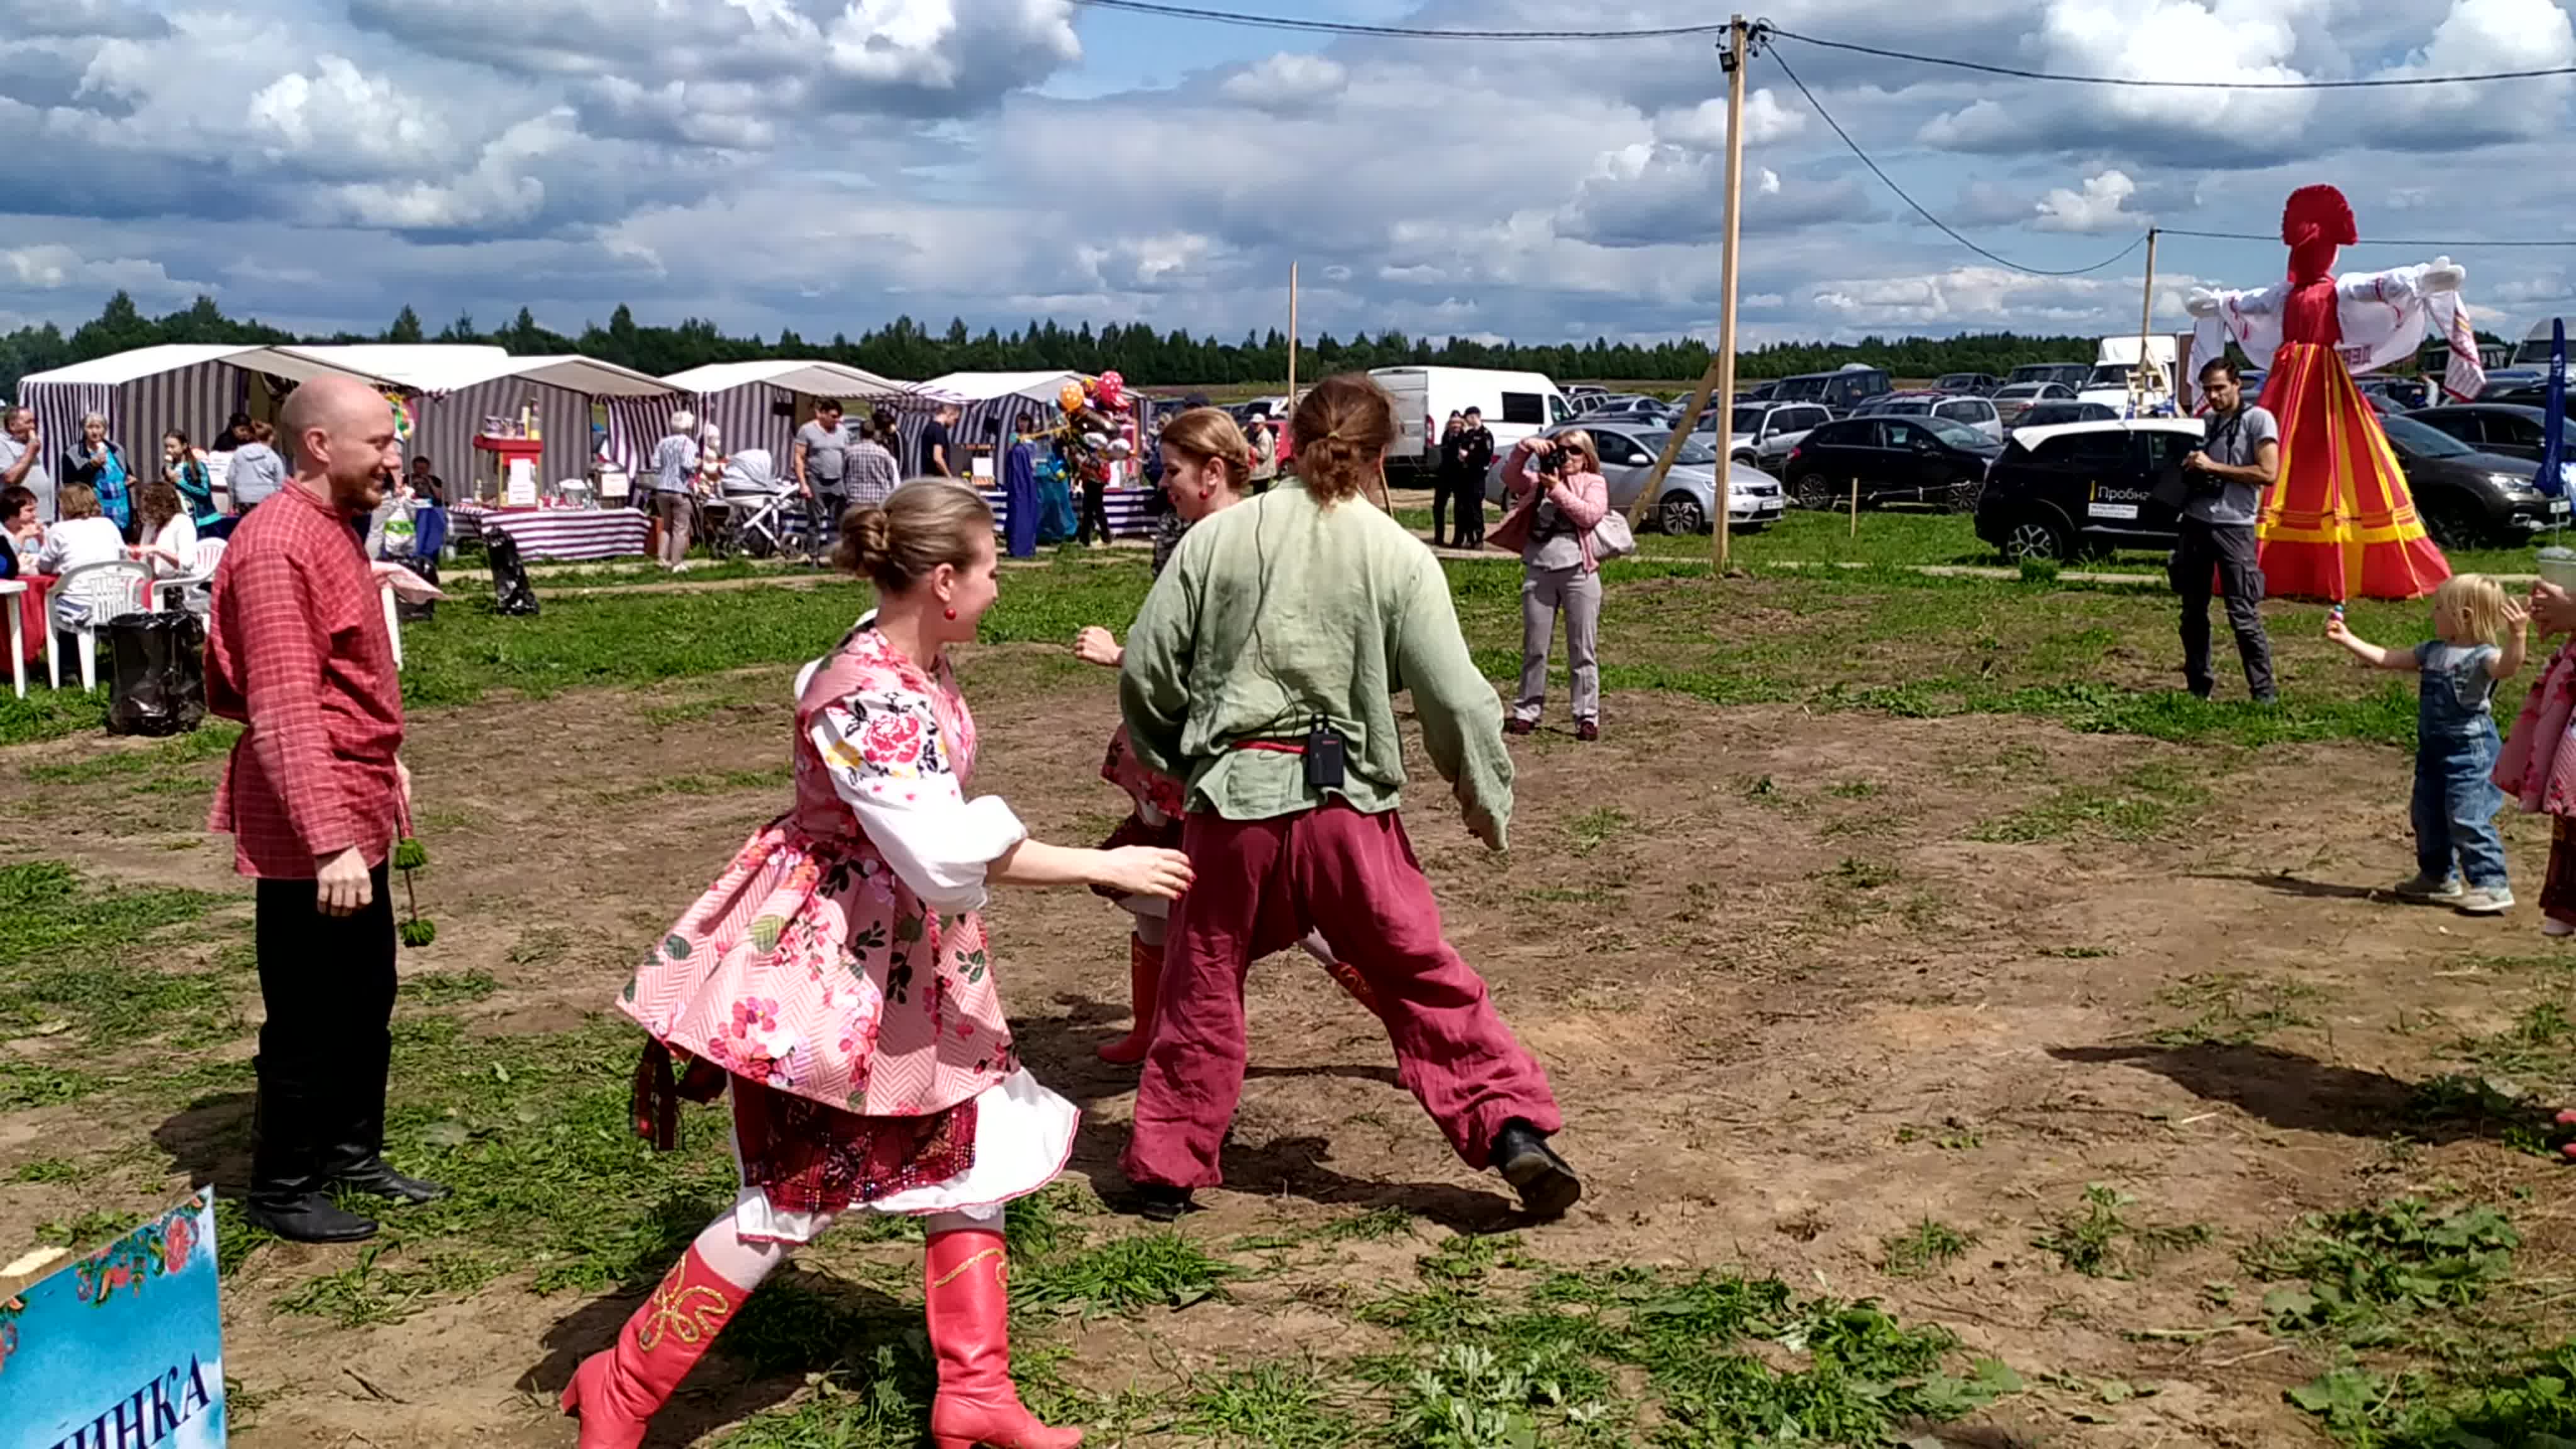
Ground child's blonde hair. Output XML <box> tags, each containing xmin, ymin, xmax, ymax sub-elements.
<box><xmin>2434</xmin><ymin>574</ymin><xmax>2513</xmax><ymax>643</ymax></box>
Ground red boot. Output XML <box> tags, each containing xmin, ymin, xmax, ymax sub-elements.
<box><xmin>924</xmin><ymin>1228</ymin><xmax>1082</xmax><ymax>1449</ymax></box>
<box><xmin>560</xmin><ymin>1246</ymin><xmax>748</xmax><ymax>1448</ymax></box>
<box><xmin>1097</xmin><ymin>933</ymin><xmax>1160</xmax><ymax>1065</ymax></box>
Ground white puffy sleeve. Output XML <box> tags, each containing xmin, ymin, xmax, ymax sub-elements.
<box><xmin>808</xmin><ymin>686</ymin><xmax>1028</xmax><ymax>914</ymax></box>
<box><xmin>2198</xmin><ymin>282</ymin><xmax>2289</xmax><ymax>372</ymax></box>
<box><xmin>2336</xmin><ymin>264</ymin><xmax>2445</xmax><ymax>374</ymax></box>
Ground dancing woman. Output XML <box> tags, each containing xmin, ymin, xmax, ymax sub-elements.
<box><xmin>569</xmin><ymin>481</ymin><xmax>1192</xmax><ymax>1449</ymax></box>
<box><xmin>1116</xmin><ymin>374</ymin><xmax>1579</xmax><ymax>1222</ymax></box>
<box><xmin>1073</xmin><ymin>408</ymin><xmax>1375</xmax><ymax>1064</ymax></box>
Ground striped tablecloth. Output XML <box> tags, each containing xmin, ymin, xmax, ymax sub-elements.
<box><xmin>455</xmin><ymin>507</ymin><xmax>652</xmax><ymax>562</ymax></box>
<box><xmin>977</xmin><ymin>486</ymin><xmax>1156</xmax><ymax>540</ymax></box>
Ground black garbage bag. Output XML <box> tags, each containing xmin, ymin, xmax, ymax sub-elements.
<box><xmin>105</xmin><ymin>613</ymin><xmax>207</xmax><ymax>738</ymax></box>
<box><xmin>486</xmin><ymin>531</ymin><xmax>540</xmax><ymax>617</ymax></box>
<box><xmin>395</xmin><ymin>554</ymin><xmax>440</xmax><ymax>623</ymax></box>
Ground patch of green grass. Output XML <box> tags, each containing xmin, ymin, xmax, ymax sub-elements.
<box><xmin>10</xmin><ymin>1157</ymin><xmax>82</xmax><ymax>1184</ymax></box>
<box><xmin>13</xmin><ymin>723</ymin><xmax>241</xmax><ymax>785</ymax></box>
<box><xmin>1323</xmin><ymin>1206</ymin><xmax>1420</xmax><ymax>1243</ymax></box>
<box><xmin>1828</xmin><ymin>856</ymin><xmax>1898</xmax><ymax>890</ymax></box>
<box><xmin>275</xmin><ymin>1241</ymin><xmax>502</xmax><ymax>1328</ymax></box>
<box><xmin>599</xmin><ymin>766</ymin><xmax>794</xmax><ymax>802</ymax></box>
<box><xmin>1184</xmin><ymin>1361</ymin><xmax>1360</xmax><ymax>1448</ymax></box>
<box><xmin>1882</xmin><ymin>1218</ymin><xmax>1977</xmax><ymax>1279</ymax></box>
<box><xmin>1014</xmin><ymin>1229</ymin><xmax>1237</xmax><ymax>1316</ymax></box>
<box><xmin>397</xmin><ymin>970</ymin><xmax>499</xmax><ymax>1008</ymax></box>
<box><xmin>0</xmin><ymin>1057</ymin><xmax>101</xmax><ymax>1109</ymax></box>
<box><xmin>1563</xmin><ymin>808</ymin><xmax>1631</xmax><ymax>858</ymax></box>
<box><xmin>2244</xmin><ymin>1199</ymin><xmax>2519</xmax><ymax>1338</ymax></box>
<box><xmin>1828</xmin><ymin>779</ymin><xmax>1881</xmax><ymax>799</ymax></box>
<box><xmin>1972</xmin><ymin>758</ymin><xmax>2216</xmax><ymax>845</ymax></box>
<box><xmin>2032</xmin><ymin>1185</ymin><xmax>2212</xmax><ymax>1279</ymax></box>
<box><xmin>2290</xmin><ymin>1341</ymin><xmax>2576</xmax><ymax>1448</ymax></box>
<box><xmin>2452</xmin><ymin>1001</ymin><xmax>2576</xmax><ymax>1094</ymax></box>
<box><xmin>36</xmin><ymin>1208</ymin><xmax>146</xmax><ymax>1253</ymax></box>
<box><xmin>0</xmin><ymin>861</ymin><xmax>231</xmax><ymax>1045</ymax></box>
<box><xmin>2150</xmin><ymin>972</ymin><xmax>2321</xmax><ymax>1048</ymax></box>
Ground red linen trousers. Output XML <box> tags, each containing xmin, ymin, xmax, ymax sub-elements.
<box><xmin>1121</xmin><ymin>800</ymin><xmax>1563</xmax><ymax>1190</ymax></box>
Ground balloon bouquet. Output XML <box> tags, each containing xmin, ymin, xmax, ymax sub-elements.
<box><xmin>1042</xmin><ymin>371</ymin><xmax>1136</xmax><ymax>544</ymax></box>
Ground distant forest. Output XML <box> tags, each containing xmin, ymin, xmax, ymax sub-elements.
<box><xmin>0</xmin><ymin>291</ymin><xmax>2506</xmax><ymax>396</ymax></box>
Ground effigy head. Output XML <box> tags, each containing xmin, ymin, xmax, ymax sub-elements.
<box><xmin>2281</xmin><ymin>185</ymin><xmax>2355</xmax><ymax>282</ymax></box>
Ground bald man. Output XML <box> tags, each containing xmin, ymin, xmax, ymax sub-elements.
<box><xmin>206</xmin><ymin>375</ymin><xmax>447</xmax><ymax>1244</ymax></box>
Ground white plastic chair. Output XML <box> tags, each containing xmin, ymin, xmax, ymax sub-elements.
<box><xmin>49</xmin><ymin>560</ymin><xmax>152</xmax><ymax>692</ymax></box>
<box><xmin>155</xmin><ymin>536</ymin><xmax>226</xmax><ymax>613</ymax></box>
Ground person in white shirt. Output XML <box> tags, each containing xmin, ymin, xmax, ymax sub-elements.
<box><xmin>136</xmin><ymin>479</ymin><xmax>200</xmax><ymax>579</ymax></box>
<box><xmin>34</xmin><ymin>482</ymin><xmax>131</xmax><ymax>630</ymax></box>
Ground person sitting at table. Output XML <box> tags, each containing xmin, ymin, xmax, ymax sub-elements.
<box><xmin>35</xmin><ymin>483</ymin><xmax>129</xmax><ymax>631</ymax></box>
<box><xmin>60</xmin><ymin>413</ymin><xmax>133</xmax><ymax>537</ymax></box>
<box><xmin>1</xmin><ymin>484</ymin><xmax>37</xmax><ymax>578</ymax></box>
<box><xmin>406</xmin><ymin>455</ymin><xmax>446</xmax><ymax>506</ymax></box>
<box><xmin>136</xmin><ymin>479</ymin><xmax>200</xmax><ymax>583</ymax></box>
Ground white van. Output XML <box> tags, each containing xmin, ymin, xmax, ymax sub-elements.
<box><xmin>1370</xmin><ymin>367</ymin><xmax>1574</xmax><ymax>475</ymax></box>
<box><xmin>2078</xmin><ymin>335</ymin><xmax>2180</xmax><ymax>413</ymax></box>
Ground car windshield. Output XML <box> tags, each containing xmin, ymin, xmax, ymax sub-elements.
<box><xmin>1923</xmin><ymin>418</ymin><xmax>1991</xmax><ymax>447</ymax></box>
<box><xmin>2085</xmin><ymin>363</ymin><xmax>2133</xmax><ymax>388</ymax></box>
<box><xmin>1772</xmin><ymin>377</ymin><xmax>1828</xmax><ymax>401</ymax></box>
<box><xmin>1729</xmin><ymin>406</ymin><xmax>1765</xmax><ymax>431</ymax></box>
<box><xmin>2379</xmin><ymin>413</ymin><xmax>2476</xmax><ymax>457</ymax></box>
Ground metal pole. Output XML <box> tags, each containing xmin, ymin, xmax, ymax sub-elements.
<box><xmin>1287</xmin><ymin>261</ymin><xmax>1299</xmax><ymax>408</ymax></box>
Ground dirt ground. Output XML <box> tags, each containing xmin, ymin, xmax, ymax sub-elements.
<box><xmin>4</xmin><ymin>643</ymin><xmax>2571</xmax><ymax>1446</ymax></box>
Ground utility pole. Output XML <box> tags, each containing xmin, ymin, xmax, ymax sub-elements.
<box><xmin>1287</xmin><ymin>261</ymin><xmax>1299</xmax><ymax>408</ymax></box>
<box><xmin>2135</xmin><ymin>226</ymin><xmax>2159</xmax><ymax>411</ymax></box>
<box><xmin>1632</xmin><ymin>15</ymin><xmax>1750</xmax><ymax>575</ymax></box>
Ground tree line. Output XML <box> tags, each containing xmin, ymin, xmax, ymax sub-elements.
<box><xmin>0</xmin><ymin>291</ymin><xmax>2506</xmax><ymax>398</ymax></box>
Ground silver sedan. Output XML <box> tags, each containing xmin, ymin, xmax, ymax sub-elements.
<box><xmin>1484</xmin><ymin>420</ymin><xmax>1783</xmax><ymax>535</ymax></box>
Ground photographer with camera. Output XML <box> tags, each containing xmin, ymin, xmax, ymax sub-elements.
<box><xmin>2172</xmin><ymin>358</ymin><xmax>2279</xmax><ymax>704</ymax></box>
<box><xmin>1497</xmin><ymin>430</ymin><xmax>1611</xmax><ymax>740</ymax></box>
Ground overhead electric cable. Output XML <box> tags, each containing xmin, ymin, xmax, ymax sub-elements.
<box><xmin>1765</xmin><ymin>26</ymin><xmax>2576</xmax><ymax>90</ymax></box>
<box><xmin>1068</xmin><ymin>0</ymin><xmax>1730</xmax><ymax>41</ymax></box>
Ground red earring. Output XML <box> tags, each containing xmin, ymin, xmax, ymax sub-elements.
<box><xmin>1199</xmin><ymin>486</ymin><xmax>1215</xmax><ymax>501</ymax></box>
<box><xmin>943</xmin><ymin>606</ymin><xmax>957</xmax><ymax>621</ymax></box>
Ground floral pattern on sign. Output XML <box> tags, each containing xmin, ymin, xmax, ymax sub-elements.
<box><xmin>72</xmin><ymin>1203</ymin><xmax>197</xmax><ymax>1309</ymax></box>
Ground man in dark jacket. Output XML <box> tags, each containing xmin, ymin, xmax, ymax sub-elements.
<box><xmin>1446</xmin><ymin>408</ymin><xmax>1496</xmax><ymax>548</ymax></box>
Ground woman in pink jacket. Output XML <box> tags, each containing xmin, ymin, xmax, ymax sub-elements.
<box><xmin>1501</xmin><ymin>431</ymin><xmax>1611</xmax><ymax>740</ymax></box>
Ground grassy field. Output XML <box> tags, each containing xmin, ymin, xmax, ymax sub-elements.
<box><xmin>11</xmin><ymin>528</ymin><xmax>2576</xmax><ymax>1446</ymax></box>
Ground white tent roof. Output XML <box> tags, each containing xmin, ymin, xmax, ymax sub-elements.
<box><xmin>665</xmin><ymin>359</ymin><xmax>906</xmax><ymax>398</ymax></box>
<box><xmin>277</xmin><ymin>345</ymin><xmax>677</xmax><ymax>397</ymax></box>
<box><xmin>909</xmin><ymin>370</ymin><xmax>1082</xmax><ymax>406</ymax></box>
<box><xmin>19</xmin><ymin>343</ymin><xmax>405</xmax><ymax>388</ymax></box>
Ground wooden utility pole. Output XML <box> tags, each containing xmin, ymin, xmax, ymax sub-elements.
<box><xmin>1631</xmin><ymin>16</ymin><xmax>1750</xmax><ymax>574</ymax></box>
<box><xmin>2135</xmin><ymin>228</ymin><xmax>2159</xmax><ymax>409</ymax></box>
<box><xmin>1287</xmin><ymin>261</ymin><xmax>1299</xmax><ymax>406</ymax></box>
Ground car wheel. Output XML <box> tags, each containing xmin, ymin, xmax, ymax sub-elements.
<box><xmin>1945</xmin><ymin>475</ymin><xmax>1984</xmax><ymax>514</ymax></box>
<box><xmin>2003</xmin><ymin>516</ymin><xmax>2071</xmax><ymax>563</ymax></box>
<box><xmin>1659</xmin><ymin>494</ymin><xmax>1707</xmax><ymax>535</ymax></box>
<box><xmin>1792</xmin><ymin>473</ymin><xmax>1838</xmax><ymax>511</ymax></box>
<box><xmin>2420</xmin><ymin>496</ymin><xmax>2479</xmax><ymax>551</ymax></box>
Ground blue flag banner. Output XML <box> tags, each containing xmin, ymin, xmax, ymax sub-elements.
<box><xmin>2</xmin><ymin>1189</ymin><xmax>225</xmax><ymax>1448</ymax></box>
<box><xmin>2541</xmin><ymin>318</ymin><xmax>2568</xmax><ymax>498</ymax></box>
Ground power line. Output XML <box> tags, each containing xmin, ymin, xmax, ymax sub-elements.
<box><xmin>2162</xmin><ymin>226</ymin><xmax>2576</xmax><ymax>249</ymax></box>
<box><xmin>1066</xmin><ymin>0</ymin><xmax>1730</xmax><ymax>41</ymax></box>
<box><xmin>1764</xmin><ymin>45</ymin><xmax>2149</xmax><ymax>278</ymax></box>
<box><xmin>1766</xmin><ymin>26</ymin><xmax>2576</xmax><ymax>90</ymax></box>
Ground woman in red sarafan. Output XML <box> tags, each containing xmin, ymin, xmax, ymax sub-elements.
<box><xmin>2188</xmin><ymin>185</ymin><xmax>2483</xmax><ymax>602</ymax></box>
<box><xmin>565</xmin><ymin>482</ymin><xmax>1192</xmax><ymax>1449</ymax></box>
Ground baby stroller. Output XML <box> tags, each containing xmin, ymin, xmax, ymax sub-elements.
<box><xmin>701</xmin><ymin>449</ymin><xmax>803</xmax><ymax>560</ymax></box>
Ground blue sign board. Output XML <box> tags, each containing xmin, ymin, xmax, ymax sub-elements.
<box><xmin>1</xmin><ymin>1189</ymin><xmax>225</xmax><ymax>1448</ymax></box>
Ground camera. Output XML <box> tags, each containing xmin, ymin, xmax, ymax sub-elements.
<box><xmin>1536</xmin><ymin>446</ymin><xmax>1569</xmax><ymax>475</ymax></box>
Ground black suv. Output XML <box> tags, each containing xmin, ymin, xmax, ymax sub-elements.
<box><xmin>1976</xmin><ymin>420</ymin><xmax>2201</xmax><ymax>561</ymax></box>
<box><xmin>1782</xmin><ymin>415</ymin><xmax>2002</xmax><ymax>513</ymax></box>
<box><xmin>1768</xmin><ymin>367</ymin><xmax>1894</xmax><ymax>416</ymax></box>
<box><xmin>1977</xmin><ymin>416</ymin><xmax>2567</xmax><ymax>562</ymax></box>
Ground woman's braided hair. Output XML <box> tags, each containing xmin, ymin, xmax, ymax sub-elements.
<box><xmin>1289</xmin><ymin>374</ymin><xmax>1395</xmax><ymax>508</ymax></box>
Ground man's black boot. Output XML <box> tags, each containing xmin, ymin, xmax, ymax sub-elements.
<box><xmin>1491</xmin><ymin>1119</ymin><xmax>1582</xmax><ymax>1219</ymax></box>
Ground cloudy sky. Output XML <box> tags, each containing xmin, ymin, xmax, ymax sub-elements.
<box><xmin>9</xmin><ymin>0</ymin><xmax>2576</xmax><ymax>355</ymax></box>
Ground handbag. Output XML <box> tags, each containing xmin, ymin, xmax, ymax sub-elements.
<box><xmin>1591</xmin><ymin>510</ymin><xmax>1636</xmax><ymax>561</ymax></box>
<box><xmin>1484</xmin><ymin>492</ymin><xmax>1538</xmax><ymax>553</ymax></box>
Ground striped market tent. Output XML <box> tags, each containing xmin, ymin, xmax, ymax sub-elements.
<box><xmin>897</xmin><ymin>372</ymin><xmax>1169</xmax><ymax>540</ymax></box>
<box><xmin>629</xmin><ymin>360</ymin><xmax>908</xmax><ymax>478</ymax></box>
<box><xmin>14</xmin><ymin>344</ymin><xmax>393</xmax><ymax>517</ymax></box>
<box><xmin>280</xmin><ymin>346</ymin><xmax>677</xmax><ymax>504</ymax></box>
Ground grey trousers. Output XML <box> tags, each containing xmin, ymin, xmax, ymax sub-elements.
<box><xmin>655</xmin><ymin>491</ymin><xmax>692</xmax><ymax>567</ymax></box>
<box><xmin>1516</xmin><ymin>564</ymin><xmax>1601</xmax><ymax>723</ymax></box>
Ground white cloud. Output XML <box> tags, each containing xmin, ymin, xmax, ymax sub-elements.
<box><xmin>1651</xmin><ymin>89</ymin><xmax>1806</xmax><ymax>153</ymax></box>
<box><xmin>2367</xmin><ymin>0</ymin><xmax>2576</xmax><ymax>143</ymax></box>
<box><xmin>313</xmin><ymin>111</ymin><xmax>575</xmax><ymax>230</ymax></box>
<box><xmin>2033</xmin><ymin>169</ymin><xmax>2141</xmax><ymax>233</ymax></box>
<box><xmin>249</xmin><ymin>57</ymin><xmax>450</xmax><ymax>169</ymax></box>
<box><xmin>1221</xmin><ymin>52</ymin><xmax>1348</xmax><ymax>108</ymax></box>
<box><xmin>0</xmin><ymin>245</ymin><xmax>209</xmax><ymax>299</ymax></box>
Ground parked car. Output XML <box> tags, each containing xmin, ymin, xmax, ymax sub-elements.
<box><xmin>2008</xmin><ymin>399</ymin><xmax>2118</xmax><ymax>433</ymax></box>
<box><xmin>2004</xmin><ymin>362</ymin><xmax>2092</xmax><ymax>391</ymax></box>
<box><xmin>1935</xmin><ymin>372</ymin><xmax>2001</xmax><ymax>396</ymax></box>
<box><xmin>2357</xmin><ymin>377</ymin><xmax>2431</xmax><ymax>411</ymax></box>
<box><xmin>1482</xmin><ymin>420</ymin><xmax>1784</xmax><ymax>535</ymax></box>
<box><xmin>1697</xmin><ymin>401</ymin><xmax>1832</xmax><ymax>471</ymax></box>
<box><xmin>1992</xmin><ymin>381</ymin><xmax>2075</xmax><ymax>426</ymax></box>
<box><xmin>1578</xmin><ymin>395</ymin><xmax>1682</xmax><ymax>427</ymax></box>
<box><xmin>2475</xmin><ymin>379</ymin><xmax>2572</xmax><ymax>411</ymax></box>
<box><xmin>1852</xmin><ymin>389</ymin><xmax>1943</xmax><ymax>417</ymax></box>
<box><xmin>1565</xmin><ymin>384</ymin><xmax>1611</xmax><ymax>408</ymax></box>
<box><xmin>2409</xmin><ymin>403</ymin><xmax>2555</xmax><ymax>462</ymax></box>
<box><xmin>2480</xmin><ymin>369</ymin><xmax>2546</xmax><ymax>399</ymax></box>
<box><xmin>2380</xmin><ymin>413</ymin><xmax>2568</xmax><ymax>547</ymax></box>
<box><xmin>1768</xmin><ymin>365</ymin><xmax>1894</xmax><ymax>416</ymax></box>
<box><xmin>1976</xmin><ymin>418</ymin><xmax>2204</xmax><ymax>562</ymax></box>
<box><xmin>1780</xmin><ymin>415</ymin><xmax>2003</xmax><ymax>514</ymax></box>
<box><xmin>1864</xmin><ymin>393</ymin><xmax>2004</xmax><ymax>441</ymax></box>
<box><xmin>1738</xmin><ymin>380</ymin><xmax>1779</xmax><ymax>402</ymax></box>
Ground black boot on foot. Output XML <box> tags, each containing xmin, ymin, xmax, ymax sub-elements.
<box><xmin>323</xmin><ymin>1031</ymin><xmax>452</xmax><ymax>1205</ymax></box>
<box><xmin>245</xmin><ymin>1192</ymin><xmax>380</xmax><ymax>1244</ymax></box>
<box><xmin>1128</xmin><ymin>1183</ymin><xmax>1195</xmax><ymax>1223</ymax></box>
<box><xmin>248</xmin><ymin>1062</ymin><xmax>380</xmax><ymax>1243</ymax></box>
<box><xmin>1491</xmin><ymin>1119</ymin><xmax>1582</xmax><ymax>1219</ymax></box>
<box><xmin>335</xmin><ymin>1158</ymin><xmax>451</xmax><ymax>1204</ymax></box>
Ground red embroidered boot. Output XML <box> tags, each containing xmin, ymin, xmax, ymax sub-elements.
<box><xmin>1322</xmin><ymin>958</ymin><xmax>1381</xmax><ymax>1017</ymax></box>
<box><xmin>560</xmin><ymin>1246</ymin><xmax>747</xmax><ymax>1448</ymax></box>
<box><xmin>1096</xmin><ymin>933</ymin><xmax>1161</xmax><ymax>1065</ymax></box>
<box><xmin>924</xmin><ymin>1227</ymin><xmax>1083</xmax><ymax>1449</ymax></box>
